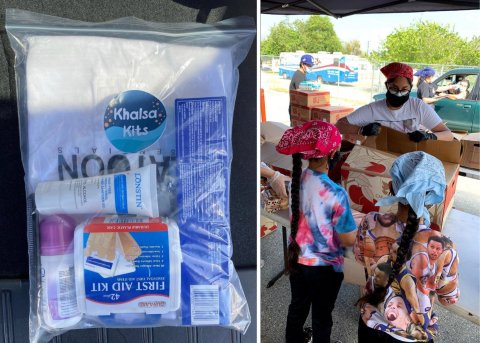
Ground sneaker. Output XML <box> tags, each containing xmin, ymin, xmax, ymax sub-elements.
<box><xmin>302</xmin><ymin>327</ymin><xmax>313</xmax><ymax>343</ymax></box>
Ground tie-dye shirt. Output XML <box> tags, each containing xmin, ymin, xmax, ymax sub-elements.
<box><xmin>293</xmin><ymin>168</ymin><xmax>356</xmax><ymax>272</ymax></box>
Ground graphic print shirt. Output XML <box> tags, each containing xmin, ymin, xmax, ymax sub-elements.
<box><xmin>293</xmin><ymin>168</ymin><xmax>357</xmax><ymax>272</ymax></box>
<box><xmin>355</xmin><ymin>212</ymin><xmax>460</xmax><ymax>342</ymax></box>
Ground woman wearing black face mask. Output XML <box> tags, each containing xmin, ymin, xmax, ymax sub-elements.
<box><xmin>335</xmin><ymin>62</ymin><xmax>453</xmax><ymax>143</ymax></box>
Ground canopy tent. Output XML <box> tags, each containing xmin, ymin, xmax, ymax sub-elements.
<box><xmin>261</xmin><ymin>0</ymin><xmax>479</xmax><ymax>17</ymax></box>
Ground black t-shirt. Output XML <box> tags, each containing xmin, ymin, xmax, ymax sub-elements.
<box><xmin>288</xmin><ymin>69</ymin><xmax>307</xmax><ymax>117</ymax></box>
<box><xmin>289</xmin><ymin>69</ymin><xmax>307</xmax><ymax>90</ymax></box>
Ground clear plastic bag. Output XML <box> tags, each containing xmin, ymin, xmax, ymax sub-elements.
<box><xmin>6</xmin><ymin>9</ymin><xmax>255</xmax><ymax>343</ymax></box>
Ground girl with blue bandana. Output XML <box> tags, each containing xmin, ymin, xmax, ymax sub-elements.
<box><xmin>354</xmin><ymin>151</ymin><xmax>460</xmax><ymax>343</ymax></box>
<box><xmin>415</xmin><ymin>67</ymin><xmax>456</xmax><ymax>107</ymax></box>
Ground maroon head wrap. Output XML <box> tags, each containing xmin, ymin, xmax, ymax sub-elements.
<box><xmin>380</xmin><ymin>62</ymin><xmax>413</xmax><ymax>81</ymax></box>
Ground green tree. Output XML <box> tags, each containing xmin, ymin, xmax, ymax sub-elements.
<box><xmin>457</xmin><ymin>36</ymin><xmax>480</xmax><ymax>66</ymax></box>
<box><xmin>370</xmin><ymin>21</ymin><xmax>479</xmax><ymax>66</ymax></box>
<box><xmin>261</xmin><ymin>16</ymin><xmax>342</xmax><ymax>55</ymax></box>
<box><xmin>295</xmin><ymin>16</ymin><xmax>342</xmax><ymax>53</ymax></box>
<box><xmin>343</xmin><ymin>39</ymin><xmax>362</xmax><ymax>56</ymax></box>
<box><xmin>261</xmin><ymin>19</ymin><xmax>300</xmax><ymax>55</ymax></box>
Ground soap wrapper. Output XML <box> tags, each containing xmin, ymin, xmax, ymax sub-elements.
<box><xmin>74</xmin><ymin>216</ymin><xmax>181</xmax><ymax>316</ymax></box>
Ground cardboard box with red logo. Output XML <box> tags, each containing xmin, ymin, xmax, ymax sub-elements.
<box><xmin>311</xmin><ymin>105</ymin><xmax>354</xmax><ymax>123</ymax></box>
<box><xmin>289</xmin><ymin>89</ymin><xmax>330</xmax><ymax>108</ymax></box>
<box><xmin>290</xmin><ymin>105</ymin><xmax>314</xmax><ymax>121</ymax></box>
<box><xmin>290</xmin><ymin>105</ymin><xmax>353</xmax><ymax>124</ymax></box>
<box><xmin>291</xmin><ymin>118</ymin><xmax>307</xmax><ymax>127</ymax></box>
<box><xmin>341</xmin><ymin>127</ymin><xmax>462</xmax><ymax>231</ymax></box>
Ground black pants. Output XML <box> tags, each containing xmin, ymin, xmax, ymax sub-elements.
<box><xmin>358</xmin><ymin>316</ymin><xmax>434</xmax><ymax>343</ymax></box>
<box><xmin>285</xmin><ymin>264</ymin><xmax>344</xmax><ymax>343</ymax></box>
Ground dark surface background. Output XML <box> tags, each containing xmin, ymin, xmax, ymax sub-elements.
<box><xmin>0</xmin><ymin>0</ymin><xmax>257</xmax><ymax>278</ymax></box>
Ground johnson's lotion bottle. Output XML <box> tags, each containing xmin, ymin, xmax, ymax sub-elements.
<box><xmin>40</xmin><ymin>215</ymin><xmax>82</xmax><ymax>329</ymax></box>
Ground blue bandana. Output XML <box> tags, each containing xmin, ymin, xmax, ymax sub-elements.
<box><xmin>414</xmin><ymin>67</ymin><xmax>435</xmax><ymax>78</ymax></box>
<box><xmin>376</xmin><ymin>152</ymin><xmax>446</xmax><ymax>225</ymax></box>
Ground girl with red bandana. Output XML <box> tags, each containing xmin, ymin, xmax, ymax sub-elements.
<box><xmin>276</xmin><ymin>121</ymin><xmax>357</xmax><ymax>343</ymax></box>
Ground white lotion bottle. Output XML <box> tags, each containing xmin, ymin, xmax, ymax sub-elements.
<box><xmin>35</xmin><ymin>164</ymin><xmax>159</xmax><ymax>217</ymax></box>
<box><xmin>40</xmin><ymin>215</ymin><xmax>82</xmax><ymax>329</ymax></box>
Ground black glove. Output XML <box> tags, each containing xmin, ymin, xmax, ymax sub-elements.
<box><xmin>360</xmin><ymin>122</ymin><xmax>382</xmax><ymax>136</ymax></box>
<box><xmin>408</xmin><ymin>130</ymin><xmax>437</xmax><ymax>142</ymax></box>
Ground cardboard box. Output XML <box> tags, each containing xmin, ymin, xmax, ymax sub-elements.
<box><xmin>289</xmin><ymin>89</ymin><xmax>330</xmax><ymax>108</ymax></box>
<box><xmin>451</xmin><ymin>130</ymin><xmax>469</xmax><ymax>141</ymax></box>
<box><xmin>261</xmin><ymin>140</ymin><xmax>309</xmax><ymax>174</ymax></box>
<box><xmin>460</xmin><ymin>132</ymin><xmax>480</xmax><ymax>170</ymax></box>
<box><xmin>290</xmin><ymin>104</ymin><xmax>314</xmax><ymax>120</ymax></box>
<box><xmin>291</xmin><ymin>118</ymin><xmax>307</xmax><ymax>127</ymax></box>
<box><xmin>341</xmin><ymin>145</ymin><xmax>458</xmax><ymax>230</ymax></box>
<box><xmin>311</xmin><ymin>105</ymin><xmax>354</xmax><ymax>124</ymax></box>
<box><xmin>363</xmin><ymin>127</ymin><xmax>462</xmax><ymax>164</ymax></box>
<box><xmin>342</xmin><ymin>133</ymin><xmax>367</xmax><ymax>145</ymax></box>
<box><xmin>291</xmin><ymin>104</ymin><xmax>352</xmax><ymax>123</ymax></box>
<box><xmin>260</xmin><ymin>121</ymin><xmax>290</xmax><ymax>145</ymax></box>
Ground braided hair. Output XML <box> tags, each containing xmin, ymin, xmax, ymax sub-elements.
<box><xmin>286</xmin><ymin>153</ymin><xmax>303</xmax><ymax>274</ymax></box>
<box><xmin>356</xmin><ymin>205</ymin><xmax>419</xmax><ymax>307</ymax></box>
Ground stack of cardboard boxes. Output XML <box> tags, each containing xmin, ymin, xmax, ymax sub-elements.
<box><xmin>289</xmin><ymin>89</ymin><xmax>353</xmax><ymax>126</ymax></box>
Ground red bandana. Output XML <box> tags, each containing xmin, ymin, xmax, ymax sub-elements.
<box><xmin>276</xmin><ymin>120</ymin><xmax>341</xmax><ymax>160</ymax></box>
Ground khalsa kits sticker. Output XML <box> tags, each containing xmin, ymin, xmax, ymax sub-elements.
<box><xmin>104</xmin><ymin>90</ymin><xmax>167</xmax><ymax>153</ymax></box>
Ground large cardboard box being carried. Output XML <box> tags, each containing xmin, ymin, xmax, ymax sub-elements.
<box><xmin>289</xmin><ymin>89</ymin><xmax>330</xmax><ymax>108</ymax></box>
<box><xmin>342</xmin><ymin>127</ymin><xmax>462</xmax><ymax>231</ymax></box>
<box><xmin>460</xmin><ymin>132</ymin><xmax>480</xmax><ymax>170</ymax></box>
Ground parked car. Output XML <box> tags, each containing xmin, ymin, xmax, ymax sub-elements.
<box><xmin>373</xmin><ymin>68</ymin><xmax>480</xmax><ymax>132</ymax></box>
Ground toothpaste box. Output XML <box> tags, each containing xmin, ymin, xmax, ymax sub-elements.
<box><xmin>176</xmin><ymin>97</ymin><xmax>233</xmax><ymax>325</ymax></box>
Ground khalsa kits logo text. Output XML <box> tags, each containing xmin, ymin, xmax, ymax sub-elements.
<box><xmin>104</xmin><ymin>90</ymin><xmax>167</xmax><ymax>153</ymax></box>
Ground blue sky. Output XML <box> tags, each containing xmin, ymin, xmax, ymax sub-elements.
<box><xmin>261</xmin><ymin>10</ymin><xmax>480</xmax><ymax>53</ymax></box>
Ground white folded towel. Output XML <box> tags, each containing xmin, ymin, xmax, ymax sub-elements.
<box><xmin>25</xmin><ymin>35</ymin><xmax>235</xmax><ymax>193</ymax></box>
